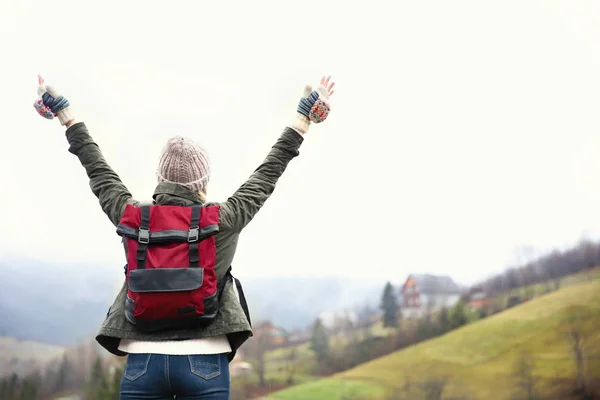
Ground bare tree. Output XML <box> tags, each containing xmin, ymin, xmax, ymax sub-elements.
<box><xmin>512</xmin><ymin>352</ymin><xmax>537</xmax><ymax>400</ymax></box>
<box><xmin>420</xmin><ymin>376</ymin><xmax>447</xmax><ymax>400</ymax></box>
<box><xmin>513</xmin><ymin>246</ymin><xmax>537</xmax><ymax>290</ymax></box>
<box><xmin>284</xmin><ymin>346</ymin><xmax>298</xmax><ymax>386</ymax></box>
<box><xmin>246</xmin><ymin>333</ymin><xmax>268</xmax><ymax>388</ymax></box>
<box><xmin>564</xmin><ymin>310</ymin><xmax>591</xmax><ymax>394</ymax></box>
<box><xmin>473</xmin><ymin>240</ymin><xmax>600</xmax><ymax>300</ymax></box>
<box><xmin>570</xmin><ymin>329</ymin><xmax>586</xmax><ymax>393</ymax></box>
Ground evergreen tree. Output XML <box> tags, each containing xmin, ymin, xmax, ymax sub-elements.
<box><xmin>449</xmin><ymin>299</ymin><xmax>468</xmax><ymax>330</ymax></box>
<box><xmin>96</xmin><ymin>375</ymin><xmax>110</xmax><ymax>400</ymax></box>
<box><xmin>90</xmin><ymin>356</ymin><xmax>105</xmax><ymax>386</ymax></box>
<box><xmin>416</xmin><ymin>316</ymin><xmax>436</xmax><ymax>341</ymax></box>
<box><xmin>28</xmin><ymin>377</ymin><xmax>39</xmax><ymax>400</ymax></box>
<box><xmin>7</xmin><ymin>373</ymin><xmax>18</xmax><ymax>400</ymax></box>
<box><xmin>0</xmin><ymin>377</ymin><xmax>9</xmax><ymax>400</ymax></box>
<box><xmin>55</xmin><ymin>354</ymin><xmax>70</xmax><ymax>393</ymax></box>
<box><xmin>438</xmin><ymin>307</ymin><xmax>450</xmax><ymax>333</ymax></box>
<box><xmin>380</xmin><ymin>282</ymin><xmax>400</xmax><ymax>328</ymax></box>
<box><xmin>86</xmin><ymin>356</ymin><xmax>108</xmax><ymax>400</ymax></box>
<box><xmin>310</xmin><ymin>318</ymin><xmax>330</xmax><ymax>362</ymax></box>
<box><xmin>108</xmin><ymin>367</ymin><xmax>123</xmax><ymax>399</ymax></box>
<box><xmin>0</xmin><ymin>378</ymin><xmax>8</xmax><ymax>400</ymax></box>
<box><xmin>18</xmin><ymin>377</ymin><xmax>37</xmax><ymax>400</ymax></box>
<box><xmin>479</xmin><ymin>308</ymin><xmax>488</xmax><ymax>320</ymax></box>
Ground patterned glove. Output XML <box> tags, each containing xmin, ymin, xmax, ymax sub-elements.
<box><xmin>297</xmin><ymin>85</ymin><xmax>331</xmax><ymax>124</ymax></box>
<box><xmin>291</xmin><ymin>82</ymin><xmax>332</xmax><ymax>134</ymax></box>
<box><xmin>33</xmin><ymin>75</ymin><xmax>75</xmax><ymax>126</ymax></box>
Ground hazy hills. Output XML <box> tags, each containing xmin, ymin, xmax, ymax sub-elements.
<box><xmin>0</xmin><ymin>256</ymin><xmax>117</xmax><ymax>346</ymax></box>
<box><xmin>0</xmin><ymin>256</ymin><xmax>385</xmax><ymax>346</ymax></box>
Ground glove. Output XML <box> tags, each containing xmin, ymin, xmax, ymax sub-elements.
<box><xmin>291</xmin><ymin>76</ymin><xmax>335</xmax><ymax>134</ymax></box>
<box><xmin>297</xmin><ymin>86</ymin><xmax>331</xmax><ymax>124</ymax></box>
<box><xmin>33</xmin><ymin>75</ymin><xmax>75</xmax><ymax>126</ymax></box>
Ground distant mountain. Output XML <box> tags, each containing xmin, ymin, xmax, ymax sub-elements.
<box><xmin>0</xmin><ymin>256</ymin><xmax>385</xmax><ymax>346</ymax></box>
<box><xmin>242</xmin><ymin>276</ymin><xmax>383</xmax><ymax>330</ymax></box>
<box><xmin>0</xmin><ymin>256</ymin><xmax>117</xmax><ymax>346</ymax></box>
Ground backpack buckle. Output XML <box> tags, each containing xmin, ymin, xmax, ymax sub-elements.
<box><xmin>138</xmin><ymin>228</ymin><xmax>150</xmax><ymax>244</ymax></box>
<box><xmin>188</xmin><ymin>227</ymin><xmax>199</xmax><ymax>242</ymax></box>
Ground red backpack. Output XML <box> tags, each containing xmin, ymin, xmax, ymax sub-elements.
<box><xmin>116</xmin><ymin>203</ymin><xmax>231</xmax><ymax>332</ymax></box>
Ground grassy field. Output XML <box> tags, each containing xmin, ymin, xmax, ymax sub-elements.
<box><xmin>267</xmin><ymin>277</ymin><xmax>600</xmax><ymax>400</ymax></box>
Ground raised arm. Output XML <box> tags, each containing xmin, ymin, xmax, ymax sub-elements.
<box><xmin>34</xmin><ymin>76</ymin><xmax>136</xmax><ymax>226</ymax></box>
<box><xmin>220</xmin><ymin>76</ymin><xmax>335</xmax><ymax>232</ymax></box>
<box><xmin>65</xmin><ymin>122</ymin><xmax>137</xmax><ymax>226</ymax></box>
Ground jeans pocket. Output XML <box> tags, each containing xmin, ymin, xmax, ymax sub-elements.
<box><xmin>188</xmin><ymin>355</ymin><xmax>221</xmax><ymax>380</ymax></box>
<box><xmin>124</xmin><ymin>353</ymin><xmax>151</xmax><ymax>381</ymax></box>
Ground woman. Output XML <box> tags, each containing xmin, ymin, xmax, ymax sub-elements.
<box><xmin>34</xmin><ymin>75</ymin><xmax>336</xmax><ymax>399</ymax></box>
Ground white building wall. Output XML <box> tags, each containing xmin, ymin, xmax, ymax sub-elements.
<box><xmin>401</xmin><ymin>293</ymin><xmax>461</xmax><ymax>319</ymax></box>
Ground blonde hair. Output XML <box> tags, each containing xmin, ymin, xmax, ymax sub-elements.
<box><xmin>198</xmin><ymin>191</ymin><xmax>207</xmax><ymax>203</ymax></box>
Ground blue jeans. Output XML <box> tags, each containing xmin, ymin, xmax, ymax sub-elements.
<box><xmin>120</xmin><ymin>353</ymin><xmax>230</xmax><ymax>399</ymax></box>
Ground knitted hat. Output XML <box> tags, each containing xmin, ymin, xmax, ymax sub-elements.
<box><xmin>156</xmin><ymin>136</ymin><xmax>211</xmax><ymax>193</ymax></box>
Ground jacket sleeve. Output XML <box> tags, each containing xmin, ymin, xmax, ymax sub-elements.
<box><xmin>66</xmin><ymin>122</ymin><xmax>137</xmax><ymax>226</ymax></box>
<box><xmin>219</xmin><ymin>127</ymin><xmax>304</xmax><ymax>232</ymax></box>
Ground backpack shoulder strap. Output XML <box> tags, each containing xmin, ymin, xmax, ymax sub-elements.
<box><xmin>188</xmin><ymin>204</ymin><xmax>202</xmax><ymax>268</ymax></box>
<box><xmin>217</xmin><ymin>266</ymin><xmax>232</xmax><ymax>301</ymax></box>
<box><xmin>135</xmin><ymin>205</ymin><xmax>151</xmax><ymax>270</ymax></box>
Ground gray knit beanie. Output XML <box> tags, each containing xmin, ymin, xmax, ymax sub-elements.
<box><xmin>156</xmin><ymin>136</ymin><xmax>211</xmax><ymax>193</ymax></box>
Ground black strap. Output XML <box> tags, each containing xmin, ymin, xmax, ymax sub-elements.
<box><xmin>234</xmin><ymin>276</ymin><xmax>252</xmax><ymax>327</ymax></box>
<box><xmin>136</xmin><ymin>206</ymin><xmax>151</xmax><ymax>270</ymax></box>
<box><xmin>216</xmin><ymin>266</ymin><xmax>251</xmax><ymax>327</ymax></box>
<box><xmin>217</xmin><ymin>266</ymin><xmax>233</xmax><ymax>303</ymax></box>
<box><xmin>188</xmin><ymin>205</ymin><xmax>202</xmax><ymax>268</ymax></box>
<box><xmin>117</xmin><ymin>224</ymin><xmax>219</xmax><ymax>243</ymax></box>
<box><xmin>121</xmin><ymin>238</ymin><xmax>128</xmax><ymax>275</ymax></box>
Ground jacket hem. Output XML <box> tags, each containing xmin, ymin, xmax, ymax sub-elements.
<box><xmin>96</xmin><ymin>323</ymin><xmax>252</xmax><ymax>357</ymax></box>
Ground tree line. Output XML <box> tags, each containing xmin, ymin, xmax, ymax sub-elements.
<box><xmin>478</xmin><ymin>239</ymin><xmax>600</xmax><ymax>297</ymax></box>
<box><xmin>0</xmin><ymin>346</ymin><xmax>123</xmax><ymax>400</ymax></box>
<box><xmin>307</xmin><ymin>293</ymin><xmax>473</xmax><ymax>376</ymax></box>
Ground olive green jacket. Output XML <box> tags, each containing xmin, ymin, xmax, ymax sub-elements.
<box><xmin>65</xmin><ymin>122</ymin><xmax>304</xmax><ymax>358</ymax></box>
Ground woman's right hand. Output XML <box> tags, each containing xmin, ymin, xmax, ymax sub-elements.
<box><xmin>33</xmin><ymin>75</ymin><xmax>76</xmax><ymax>126</ymax></box>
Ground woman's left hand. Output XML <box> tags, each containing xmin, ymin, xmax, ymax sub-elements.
<box><xmin>317</xmin><ymin>75</ymin><xmax>335</xmax><ymax>100</ymax></box>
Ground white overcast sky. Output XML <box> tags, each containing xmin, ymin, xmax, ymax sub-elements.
<box><xmin>1</xmin><ymin>0</ymin><xmax>600</xmax><ymax>286</ymax></box>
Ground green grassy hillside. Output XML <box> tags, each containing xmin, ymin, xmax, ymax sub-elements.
<box><xmin>268</xmin><ymin>278</ymin><xmax>600</xmax><ymax>400</ymax></box>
